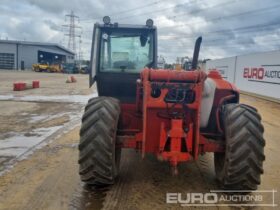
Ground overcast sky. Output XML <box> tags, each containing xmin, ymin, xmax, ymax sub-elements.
<box><xmin>1</xmin><ymin>0</ymin><xmax>280</xmax><ymax>63</ymax></box>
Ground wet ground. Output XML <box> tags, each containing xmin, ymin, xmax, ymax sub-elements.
<box><xmin>0</xmin><ymin>70</ymin><xmax>95</xmax><ymax>174</ymax></box>
<box><xmin>0</xmin><ymin>100</ymin><xmax>82</xmax><ymax>173</ymax></box>
<box><xmin>0</xmin><ymin>70</ymin><xmax>279</xmax><ymax>210</ymax></box>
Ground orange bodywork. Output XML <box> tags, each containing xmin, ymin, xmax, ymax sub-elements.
<box><xmin>118</xmin><ymin>68</ymin><xmax>236</xmax><ymax>170</ymax></box>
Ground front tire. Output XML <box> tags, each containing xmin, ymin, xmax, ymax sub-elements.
<box><xmin>215</xmin><ymin>104</ymin><xmax>265</xmax><ymax>190</ymax></box>
<box><xmin>78</xmin><ymin>97</ymin><xmax>121</xmax><ymax>186</ymax></box>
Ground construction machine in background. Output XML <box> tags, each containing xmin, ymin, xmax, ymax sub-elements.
<box><xmin>62</xmin><ymin>63</ymin><xmax>79</xmax><ymax>74</ymax></box>
<box><xmin>32</xmin><ymin>62</ymin><xmax>49</xmax><ymax>72</ymax></box>
<box><xmin>78</xmin><ymin>16</ymin><xmax>265</xmax><ymax>190</ymax></box>
<box><xmin>32</xmin><ymin>62</ymin><xmax>62</xmax><ymax>73</ymax></box>
<box><xmin>79</xmin><ymin>65</ymin><xmax>89</xmax><ymax>74</ymax></box>
<box><xmin>48</xmin><ymin>63</ymin><xmax>62</xmax><ymax>73</ymax></box>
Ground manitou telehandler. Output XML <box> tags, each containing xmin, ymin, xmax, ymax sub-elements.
<box><xmin>78</xmin><ymin>16</ymin><xmax>265</xmax><ymax>190</ymax></box>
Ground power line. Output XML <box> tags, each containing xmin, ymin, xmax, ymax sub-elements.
<box><xmin>157</xmin><ymin>37</ymin><xmax>280</xmax><ymax>59</ymax></box>
<box><xmin>160</xmin><ymin>43</ymin><xmax>280</xmax><ymax>55</ymax></box>
<box><xmin>167</xmin><ymin>0</ymin><xmax>245</xmax><ymax>21</ymax></box>
<box><xmin>159</xmin><ymin>25</ymin><xmax>280</xmax><ymax>45</ymax></box>
<box><xmin>80</xmin><ymin>0</ymin><xmax>208</xmax><ymax>23</ymax></box>
<box><xmin>115</xmin><ymin>0</ymin><xmax>204</xmax><ymax>21</ymax></box>
<box><xmin>81</xmin><ymin>0</ymin><xmax>251</xmax><ymax>34</ymax></box>
<box><xmin>160</xmin><ymin>37</ymin><xmax>280</xmax><ymax>49</ymax></box>
<box><xmin>115</xmin><ymin>0</ymin><xmax>242</xmax><ymax>21</ymax></box>
<box><xmin>159</xmin><ymin>21</ymin><xmax>280</xmax><ymax>39</ymax></box>
<box><xmin>80</xmin><ymin>0</ymin><xmax>173</xmax><ymax>22</ymax></box>
<box><xmin>77</xmin><ymin>1</ymin><xmax>280</xmax><ymax>61</ymax></box>
<box><xmin>79</xmin><ymin>19</ymin><xmax>280</xmax><ymax>59</ymax></box>
<box><xmin>159</xmin><ymin>4</ymin><xmax>280</xmax><ymax>29</ymax></box>
<box><xmin>81</xmin><ymin>4</ymin><xmax>279</xmax><ymax>35</ymax></box>
<box><xmin>62</xmin><ymin>10</ymin><xmax>82</xmax><ymax>54</ymax></box>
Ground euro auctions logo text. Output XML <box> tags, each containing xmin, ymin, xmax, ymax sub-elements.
<box><xmin>243</xmin><ymin>66</ymin><xmax>280</xmax><ymax>84</ymax></box>
<box><xmin>167</xmin><ymin>193</ymin><xmax>219</xmax><ymax>205</ymax></box>
<box><xmin>166</xmin><ymin>190</ymin><xmax>278</xmax><ymax>207</ymax></box>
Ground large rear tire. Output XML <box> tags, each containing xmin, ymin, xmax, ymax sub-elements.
<box><xmin>78</xmin><ymin>97</ymin><xmax>121</xmax><ymax>185</ymax></box>
<box><xmin>214</xmin><ymin>104</ymin><xmax>265</xmax><ymax>190</ymax></box>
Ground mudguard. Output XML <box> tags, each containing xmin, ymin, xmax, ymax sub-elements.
<box><xmin>200</xmin><ymin>78</ymin><xmax>216</xmax><ymax>128</ymax></box>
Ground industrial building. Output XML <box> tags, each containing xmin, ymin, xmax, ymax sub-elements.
<box><xmin>0</xmin><ymin>40</ymin><xmax>75</xmax><ymax>70</ymax></box>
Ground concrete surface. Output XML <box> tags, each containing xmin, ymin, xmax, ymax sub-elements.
<box><xmin>0</xmin><ymin>70</ymin><xmax>95</xmax><ymax>173</ymax></box>
<box><xmin>0</xmin><ymin>70</ymin><xmax>92</xmax><ymax>96</ymax></box>
<box><xmin>0</xmin><ymin>71</ymin><xmax>279</xmax><ymax>210</ymax></box>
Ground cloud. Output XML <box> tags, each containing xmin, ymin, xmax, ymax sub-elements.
<box><xmin>0</xmin><ymin>0</ymin><xmax>280</xmax><ymax>62</ymax></box>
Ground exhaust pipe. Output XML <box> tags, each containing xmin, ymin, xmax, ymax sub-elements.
<box><xmin>191</xmin><ymin>36</ymin><xmax>202</xmax><ymax>70</ymax></box>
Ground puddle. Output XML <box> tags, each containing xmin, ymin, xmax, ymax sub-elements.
<box><xmin>29</xmin><ymin>115</ymin><xmax>48</xmax><ymax>123</ymax></box>
<box><xmin>0</xmin><ymin>126</ymin><xmax>62</xmax><ymax>157</ymax></box>
<box><xmin>0</xmin><ymin>95</ymin><xmax>13</xmax><ymax>100</ymax></box>
<box><xmin>0</xmin><ymin>111</ymin><xmax>82</xmax><ymax>176</ymax></box>
<box><xmin>0</xmin><ymin>93</ymin><xmax>97</xmax><ymax>104</ymax></box>
<box><xmin>27</xmin><ymin>108</ymin><xmax>83</xmax><ymax>124</ymax></box>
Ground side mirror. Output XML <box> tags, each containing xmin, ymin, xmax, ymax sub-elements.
<box><xmin>140</xmin><ymin>35</ymin><xmax>148</xmax><ymax>47</ymax></box>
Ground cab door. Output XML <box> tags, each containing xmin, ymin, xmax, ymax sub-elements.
<box><xmin>89</xmin><ymin>24</ymin><xmax>101</xmax><ymax>87</ymax></box>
